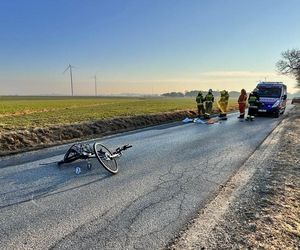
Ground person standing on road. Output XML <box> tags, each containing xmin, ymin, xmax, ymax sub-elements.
<box><xmin>218</xmin><ymin>90</ymin><xmax>229</xmax><ymax>119</ymax></box>
<box><xmin>246</xmin><ymin>88</ymin><xmax>260</xmax><ymax>121</ymax></box>
<box><xmin>204</xmin><ymin>89</ymin><xmax>214</xmax><ymax>119</ymax></box>
<box><xmin>195</xmin><ymin>91</ymin><xmax>205</xmax><ymax>118</ymax></box>
<box><xmin>238</xmin><ymin>89</ymin><xmax>247</xmax><ymax>119</ymax></box>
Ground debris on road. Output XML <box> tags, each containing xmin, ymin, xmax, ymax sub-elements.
<box><xmin>182</xmin><ymin>117</ymin><xmax>194</xmax><ymax>123</ymax></box>
<box><xmin>182</xmin><ymin>117</ymin><xmax>220</xmax><ymax>125</ymax></box>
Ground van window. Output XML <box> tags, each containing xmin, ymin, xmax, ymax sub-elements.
<box><xmin>258</xmin><ymin>86</ymin><xmax>282</xmax><ymax>98</ymax></box>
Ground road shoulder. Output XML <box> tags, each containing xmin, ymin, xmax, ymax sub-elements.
<box><xmin>168</xmin><ymin>105</ymin><xmax>300</xmax><ymax>249</ymax></box>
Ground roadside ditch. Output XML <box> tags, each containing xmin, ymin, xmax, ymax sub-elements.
<box><xmin>0</xmin><ymin>110</ymin><xmax>199</xmax><ymax>156</ymax></box>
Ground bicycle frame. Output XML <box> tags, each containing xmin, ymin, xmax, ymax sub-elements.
<box><xmin>58</xmin><ymin>142</ymin><xmax>132</xmax><ymax>174</ymax></box>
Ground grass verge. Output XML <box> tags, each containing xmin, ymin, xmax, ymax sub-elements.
<box><xmin>0</xmin><ymin>96</ymin><xmax>239</xmax><ymax>155</ymax></box>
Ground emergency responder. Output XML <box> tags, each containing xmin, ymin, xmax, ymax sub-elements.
<box><xmin>204</xmin><ymin>89</ymin><xmax>214</xmax><ymax>119</ymax></box>
<box><xmin>246</xmin><ymin>88</ymin><xmax>260</xmax><ymax>121</ymax></box>
<box><xmin>218</xmin><ymin>90</ymin><xmax>229</xmax><ymax>119</ymax></box>
<box><xmin>238</xmin><ymin>89</ymin><xmax>247</xmax><ymax>119</ymax></box>
<box><xmin>195</xmin><ymin>91</ymin><xmax>205</xmax><ymax>118</ymax></box>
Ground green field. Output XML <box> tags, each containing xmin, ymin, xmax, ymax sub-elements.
<box><xmin>0</xmin><ymin>96</ymin><xmax>238</xmax><ymax>130</ymax></box>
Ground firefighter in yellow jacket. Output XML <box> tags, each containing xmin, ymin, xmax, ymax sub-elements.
<box><xmin>218</xmin><ymin>90</ymin><xmax>229</xmax><ymax>119</ymax></box>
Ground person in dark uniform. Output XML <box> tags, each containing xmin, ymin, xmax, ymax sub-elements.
<box><xmin>204</xmin><ymin>89</ymin><xmax>214</xmax><ymax>119</ymax></box>
<box><xmin>246</xmin><ymin>88</ymin><xmax>260</xmax><ymax>121</ymax></box>
<box><xmin>196</xmin><ymin>91</ymin><xmax>205</xmax><ymax>118</ymax></box>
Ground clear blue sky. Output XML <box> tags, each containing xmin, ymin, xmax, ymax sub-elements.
<box><xmin>0</xmin><ymin>0</ymin><xmax>299</xmax><ymax>95</ymax></box>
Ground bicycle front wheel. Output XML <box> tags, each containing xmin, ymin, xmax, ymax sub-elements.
<box><xmin>93</xmin><ymin>143</ymin><xmax>118</xmax><ymax>174</ymax></box>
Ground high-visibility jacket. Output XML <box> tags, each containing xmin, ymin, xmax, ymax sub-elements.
<box><xmin>196</xmin><ymin>95</ymin><xmax>204</xmax><ymax>105</ymax></box>
<box><xmin>219</xmin><ymin>90</ymin><xmax>229</xmax><ymax>103</ymax></box>
<box><xmin>238</xmin><ymin>93</ymin><xmax>247</xmax><ymax>104</ymax></box>
<box><xmin>248</xmin><ymin>93</ymin><xmax>260</xmax><ymax>107</ymax></box>
<box><xmin>205</xmin><ymin>92</ymin><xmax>214</xmax><ymax>102</ymax></box>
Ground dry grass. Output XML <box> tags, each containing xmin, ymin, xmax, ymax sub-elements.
<box><xmin>248</xmin><ymin>117</ymin><xmax>300</xmax><ymax>249</ymax></box>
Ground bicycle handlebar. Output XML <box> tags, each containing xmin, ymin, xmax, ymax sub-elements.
<box><xmin>114</xmin><ymin>144</ymin><xmax>132</xmax><ymax>154</ymax></box>
<box><xmin>122</xmin><ymin>144</ymin><xmax>132</xmax><ymax>150</ymax></box>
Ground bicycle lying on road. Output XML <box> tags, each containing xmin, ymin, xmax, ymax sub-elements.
<box><xmin>58</xmin><ymin>142</ymin><xmax>132</xmax><ymax>174</ymax></box>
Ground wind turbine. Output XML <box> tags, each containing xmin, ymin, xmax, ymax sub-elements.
<box><xmin>63</xmin><ymin>64</ymin><xmax>75</xmax><ymax>96</ymax></box>
<box><xmin>94</xmin><ymin>75</ymin><xmax>98</xmax><ymax>96</ymax></box>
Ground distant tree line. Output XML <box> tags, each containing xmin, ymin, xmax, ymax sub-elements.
<box><xmin>161</xmin><ymin>92</ymin><xmax>185</xmax><ymax>97</ymax></box>
<box><xmin>161</xmin><ymin>90</ymin><xmax>240</xmax><ymax>98</ymax></box>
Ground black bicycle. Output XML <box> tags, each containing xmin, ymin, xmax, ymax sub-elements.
<box><xmin>58</xmin><ymin>142</ymin><xmax>132</xmax><ymax>174</ymax></box>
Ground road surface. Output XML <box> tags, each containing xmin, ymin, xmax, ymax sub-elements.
<box><xmin>0</xmin><ymin>108</ymin><xmax>292</xmax><ymax>249</ymax></box>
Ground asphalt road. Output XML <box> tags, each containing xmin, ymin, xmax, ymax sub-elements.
<box><xmin>0</xmin><ymin>107</ymin><xmax>292</xmax><ymax>250</ymax></box>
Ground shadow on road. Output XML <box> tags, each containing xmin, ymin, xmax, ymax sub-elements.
<box><xmin>0</xmin><ymin>159</ymin><xmax>111</xmax><ymax>209</ymax></box>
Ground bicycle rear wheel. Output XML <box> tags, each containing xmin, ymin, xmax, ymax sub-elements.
<box><xmin>93</xmin><ymin>143</ymin><xmax>118</xmax><ymax>174</ymax></box>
